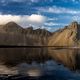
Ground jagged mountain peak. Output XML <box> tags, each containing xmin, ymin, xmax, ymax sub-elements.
<box><xmin>27</xmin><ymin>27</ymin><xmax>33</xmax><ymax>30</ymax></box>
<box><xmin>0</xmin><ymin>22</ymin><xmax>52</xmax><ymax>37</ymax></box>
<box><xmin>69</xmin><ymin>21</ymin><xmax>79</xmax><ymax>29</ymax></box>
<box><xmin>4</xmin><ymin>21</ymin><xmax>22</xmax><ymax>29</ymax></box>
<box><xmin>71</xmin><ymin>21</ymin><xmax>78</xmax><ymax>25</ymax></box>
<box><xmin>5</xmin><ymin>21</ymin><xmax>18</xmax><ymax>25</ymax></box>
<box><xmin>33</xmin><ymin>28</ymin><xmax>52</xmax><ymax>36</ymax></box>
<box><xmin>3</xmin><ymin>21</ymin><xmax>24</xmax><ymax>33</ymax></box>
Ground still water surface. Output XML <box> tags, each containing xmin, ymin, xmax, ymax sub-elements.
<box><xmin>0</xmin><ymin>48</ymin><xmax>79</xmax><ymax>80</ymax></box>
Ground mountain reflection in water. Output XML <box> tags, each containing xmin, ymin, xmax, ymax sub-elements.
<box><xmin>0</xmin><ymin>48</ymin><xmax>79</xmax><ymax>80</ymax></box>
<box><xmin>48</xmin><ymin>48</ymin><xmax>80</xmax><ymax>70</ymax></box>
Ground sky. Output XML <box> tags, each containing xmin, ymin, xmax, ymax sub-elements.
<box><xmin>0</xmin><ymin>0</ymin><xmax>80</xmax><ymax>31</ymax></box>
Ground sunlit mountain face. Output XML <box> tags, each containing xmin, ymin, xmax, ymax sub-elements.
<box><xmin>0</xmin><ymin>0</ymin><xmax>80</xmax><ymax>32</ymax></box>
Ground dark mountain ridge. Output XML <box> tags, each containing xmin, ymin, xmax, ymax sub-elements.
<box><xmin>0</xmin><ymin>22</ymin><xmax>52</xmax><ymax>46</ymax></box>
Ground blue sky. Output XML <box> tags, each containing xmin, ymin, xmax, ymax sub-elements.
<box><xmin>0</xmin><ymin>0</ymin><xmax>80</xmax><ymax>31</ymax></box>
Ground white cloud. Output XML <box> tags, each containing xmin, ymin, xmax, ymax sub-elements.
<box><xmin>0</xmin><ymin>14</ymin><xmax>62</xmax><ymax>31</ymax></box>
<box><xmin>31</xmin><ymin>25</ymin><xmax>52</xmax><ymax>31</ymax></box>
<box><xmin>26</xmin><ymin>14</ymin><xmax>46</xmax><ymax>25</ymax></box>
<box><xmin>0</xmin><ymin>15</ymin><xmax>21</xmax><ymax>24</ymax></box>
<box><xmin>48</xmin><ymin>18</ymin><xmax>58</xmax><ymax>21</ymax></box>
<box><xmin>0</xmin><ymin>14</ymin><xmax>46</xmax><ymax>28</ymax></box>
<box><xmin>71</xmin><ymin>16</ymin><xmax>80</xmax><ymax>21</ymax></box>
<box><xmin>41</xmin><ymin>26</ymin><xmax>52</xmax><ymax>31</ymax></box>
<box><xmin>44</xmin><ymin>22</ymin><xmax>67</xmax><ymax>26</ymax></box>
<box><xmin>39</xmin><ymin>6</ymin><xmax>80</xmax><ymax>14</ymax></box>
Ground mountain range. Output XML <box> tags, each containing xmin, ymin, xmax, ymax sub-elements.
<box><xmin>0</xmin><ymin>21</ymin><xmax>80</xmax><ymax>46</ymax></box>
<box><xmin>0</xmin><ymin>22</ymin><xmax>52</xmax><ymax>46</ymax></box>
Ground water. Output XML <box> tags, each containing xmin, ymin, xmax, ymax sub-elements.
<box><xmin>0</xmin><ymin>48</ymin><xmax>80</xmax><ymax>80</ymax></box>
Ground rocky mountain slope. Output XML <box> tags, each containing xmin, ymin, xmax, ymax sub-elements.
<box><xmin>48</xmin><ymin>21</ymin><xmax>80</xmax><ymax>47</ymax></box>
<box><xmin>0</xmin><ymin>22</ymin><xmax>52</xmax><ymax>46</ymax></box>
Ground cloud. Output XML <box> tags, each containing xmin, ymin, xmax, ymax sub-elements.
<box><xmin>31</xmin><ymin>25</ymin><xmax>52</xmax><ymax>31</ymax></box>
<box><xmin>0</xmin><ymin>14</ymin><xmax>46</xmax><ymax>28</ymax></box>
<box><xmin>40</xmin><ymin>26</ymin><xmax>52</xmax><ymax>31</ymax></box>
<box><xmin>26</xmin><ymin>14</ymin><xmax>46</xmax><ymax>25</ymax></box>
<box><xmin>39</xmin><ymin>6</ymin><xmax>80</xmax><ymax>14</ymax></box>
<box><xmin>0</xmin><ymin>14</ymin><xmax>54</xmax><ymax>31</ymax></box>
<box><xmin>71</xmin><ymin>16</ymin><xmax>80</xmax><ymax>21</ymax></box>
<box><xmin>0</xmin><ymin>15</ymin><xmax>21</xmax><ymax>24</ymax></box>
<box><xmin>44</xmin><ymin>22</ymin><xmax>67</xmax><ymax>26</ymax></box>
<box><xmin>48</xmin><ymin>18</ymin><xmax>58</xmax><ymax>21</ymax></box>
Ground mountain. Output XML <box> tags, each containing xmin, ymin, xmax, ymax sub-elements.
<box><xmin>3</xmin><ymin>22</ymin><xmax>24</xmax><ymax>33</ymax></box>
<box><xmin>0</xmin><ymin>22</ymin><xmax>52</xmax><ymax>46</ymax></box>
<box><xmin>2</xmin><ymin>21</ymin><xmax>80</xmax><ymax>46</ymax></box>
<box><xmin>25</xmin><ymin>27</ymin><xmax>51</xmax><ymax>36</ymax></box>
<box><xmin>48</xmin><ymin>21</ymin><xmax>80</xmax><ymax>47</ymax></box>
<box><xmin>48</xmin><ymin>21</ymin><xmax>80</xmax><ymax>70</ymax></box>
